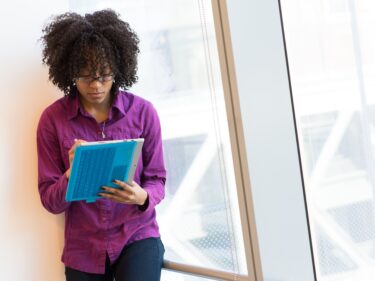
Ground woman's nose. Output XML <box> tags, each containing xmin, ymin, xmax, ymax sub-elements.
<box><xmin>89</xmin><ymin>79</ymin><xmax>102</xmax><ymax>88</ymax></box>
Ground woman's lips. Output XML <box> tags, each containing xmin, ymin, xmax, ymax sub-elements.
<box><xmin>88</xmin><ymin>92</ymin><xmax>104</xmax><ymax>96</ymax></box>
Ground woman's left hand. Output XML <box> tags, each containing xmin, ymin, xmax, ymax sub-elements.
<box><xmin>99</xmin><ymin>180</ymin><xmax>148</xmax><ymax>206</ymax></box>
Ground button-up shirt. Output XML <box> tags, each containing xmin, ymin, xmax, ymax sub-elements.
<box><xmin>36</xmin><ymin>90</ymin><xmax>166</xmax><ymax>274</ymax></box>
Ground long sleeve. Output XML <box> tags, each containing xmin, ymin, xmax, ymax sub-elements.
<box><xmin>35</xmin><ymin>92</ymin><xmax>166</xmax><ymax>274</ymax></box>
<box><xmin>140</xmin><ymin>103</ymin><xmax>166</xmax><ymax>211</ymax></box>
<box><xmin>37</xmin><ymin>110</ymin><xmax>71</xmax><ymax>214</ymax></box>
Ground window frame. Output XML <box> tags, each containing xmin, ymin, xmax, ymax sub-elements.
<box><xmin>162</xmin><ymin>0</ymin><xmax>262</xmax><ymax>280</ymax></box>
<box><xmin>163</xmin><ymin>0</ymin><xmax>318</xmax><ymax>280</ymax></box>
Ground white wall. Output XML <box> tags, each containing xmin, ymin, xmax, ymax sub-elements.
<box><xmin>0</xmin><ymin>1</ymin><xmax>69</xmax><ymax>280</ymax></box>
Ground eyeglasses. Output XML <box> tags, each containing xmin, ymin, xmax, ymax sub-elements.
<box><xmin>75</xmin><ymin>74</ymin><xmax>114</xmax><ymax>84</ymax></box>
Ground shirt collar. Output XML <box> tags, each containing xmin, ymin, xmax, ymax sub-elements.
<box><xmin>66</xmin><ymin>91</ymin><xmax>127</xmax><ymax>120</ymax></box>
<box><xmin>111</xmin><ymin>91</ymin><xmax>127</xmax><ymax>117</ymax></box>
<box><xmin>66</xmin><ymin>94</ymin><xmax>80</xmax><ymax>120</ymax></box>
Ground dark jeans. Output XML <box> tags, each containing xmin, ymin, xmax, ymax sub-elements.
<box><xmin>65</xmin><ymin>237</ymin><xmax>164</xmax><ymax>281</ymax></box>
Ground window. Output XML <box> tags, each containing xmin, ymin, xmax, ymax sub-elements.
<box><xmin>281</xmin><ymin>0</ymin><xmax>375</xmax><ymax>280</ymax></box>
<box><xmin>71</xmin><ymin>0</ymin><xmax>256</xmax><ymax>280</ymax></box>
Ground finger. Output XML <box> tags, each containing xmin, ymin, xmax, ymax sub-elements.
<box><xmin>98</xmin><ymin>191</ymin><xmax>134</xmax><ymax>203</ymax></box>
<box><xmin>68</xmin><ymin>139</ymin><xmax>87</xmax><ymax>159</ymax></box>
<box><xmin>101</xmin><ymin>186</ymin><xmax>134</xmax><ymax>197</ymax></box>
<box><xmin>101</xmin><ymin>186</ymin><xmax>121</xmax><ymax>195</ymax></box>
<box><xmin>68</xmin><ymin>151</ymin><xmax>74</xmax><ymax>164</ymax></box>
<box><xmin>112</xmin><ymin>179</ymin><xmax>133</xmax><ymax>192</ymax></box>
<box><xmin>98</xmin><ymin>192</ymin><xmax>125</xmax><ymax>203</ymax></box>
<box><xmin>74</xmin><ymin>139</ymin><xmax>86</xmax><ymax>145</ymax></box>
<box><xmin>72</xmin><ymin>139</ymin><xmax>86</xmax><ymax>151</ymax></box>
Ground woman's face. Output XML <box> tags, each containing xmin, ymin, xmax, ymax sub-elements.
<box><xmin>75</xmin><ymin>65</ymin><xmax>114</xmax><ymax>108</ymax></box>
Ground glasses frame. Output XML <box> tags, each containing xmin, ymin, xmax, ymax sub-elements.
<box><xmin>74</xmin><ymin>73</ymin><xmax>115</xmax><ymax>84</ymax></box>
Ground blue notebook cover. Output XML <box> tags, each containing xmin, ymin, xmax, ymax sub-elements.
<box><xmin>65</xmin><ymin>138</ymin><xmax>144</xmax><ymax>203</ymax></box>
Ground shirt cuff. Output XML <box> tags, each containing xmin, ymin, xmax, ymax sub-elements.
<box><xmin>138</xmin><ymin>193</ymin><xmax>149</xmax><ymax>212</ymax></box>
<box><xmin>139</xmin><ymin>183</ymin><xmax>164</xmax><ymax>212</ymax></box>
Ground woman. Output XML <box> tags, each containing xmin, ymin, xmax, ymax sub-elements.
<box><xmin>37</xmin><ymin>9</ymin><xmax>166</xmax><ymax>281</ymax></box>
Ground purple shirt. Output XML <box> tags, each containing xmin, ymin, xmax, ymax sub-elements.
<box><xmin>36</xmin><ymin>90</ymin><xmax>166</xmax><ymax>274</ymax></box>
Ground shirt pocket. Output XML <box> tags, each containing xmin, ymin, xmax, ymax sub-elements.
<box><xmin>109</xmin><ymin>126</ymin><xmax>143</xmax><ymax>140</ymax></box>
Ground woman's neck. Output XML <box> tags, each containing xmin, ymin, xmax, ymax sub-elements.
<box><xmin>80</xmin><ymin>97</ymin><xmax>112</xmax><ymax>123</ymax></box>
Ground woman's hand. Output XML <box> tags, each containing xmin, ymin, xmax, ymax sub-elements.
<box><xmin>65</xmin><ymin>139</ymin><xmax>86</xmax><ymax>179</ymax></box>
<box><xmin>99</xmin><ymin>180</ymin><xmax>148</xmax><ymax>206</ymax></box>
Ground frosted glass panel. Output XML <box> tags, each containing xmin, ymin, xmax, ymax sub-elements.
<box><xmin>162</xmin><ymin>270</ymin><xmax>216</xmax><ymax>281</ymax></box>
<box><xmin>281</xmin><ymin>0</ymin><xmax>375</xmax><ymax>280</ymax></box>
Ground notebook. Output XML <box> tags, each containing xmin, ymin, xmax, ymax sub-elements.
<box><xmin>65</xmin><ymin>138</ymin><xmax>144</xmax><ymax>203</ymax></box>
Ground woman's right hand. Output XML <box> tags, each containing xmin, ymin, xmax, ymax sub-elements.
<box><xmin>65</xmin><ymin>139</ymin><xmax>86</xmax><ymax>179</ymax></box>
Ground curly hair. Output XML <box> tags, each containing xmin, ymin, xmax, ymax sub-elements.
<box><xmin>40</xmin><ymin>9</ymin><xmax>140</xmax><ymax>96</ymax></box>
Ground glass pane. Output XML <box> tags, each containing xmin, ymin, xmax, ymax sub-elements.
<box><xmin>162</xmin><ymin>270</ymin><xmax>216</xmax><ymax>281</ymax></box>
<box><xmin>71</xmin><ymin>0</ymin><xmax>248</xmax><ymax>276</ymax></box>
<box><xmin>281</xmin><ymin>0</ymin><xmax>375</xmax><ymax>280</ymax></box>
